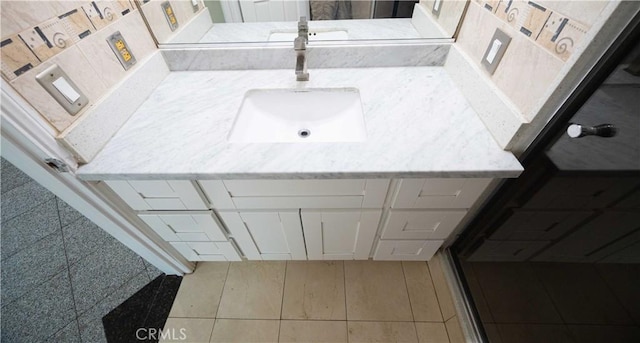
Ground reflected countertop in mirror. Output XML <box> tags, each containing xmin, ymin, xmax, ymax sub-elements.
<box><xmin>137</xmin><ymin>0</ymin><xmax>467</xmax><ymax>45</ymax></box>
<box><xmin>198</xmin><ymin>18</ymin><xmax>422</xmax><ymax>43</ymax></box>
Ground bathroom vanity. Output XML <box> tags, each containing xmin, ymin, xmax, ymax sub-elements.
<box><xmin>77</xmin><ymin>67</ymin><xmax>522</xmax><ymax>262</ymax></box>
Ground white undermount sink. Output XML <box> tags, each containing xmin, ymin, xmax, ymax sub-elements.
<box><xmin>268</xmin><ymin>29</ymin><xmax>348</xmax><ymax>41</ymax></box>
<box><xmin>227</xmin><ymin>88</ymin><xmax>366</xmax><ymax>143</ymax></box>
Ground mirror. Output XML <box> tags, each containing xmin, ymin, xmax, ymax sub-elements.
<box><xmin>136</xmin><ymin>0</ymin><xmax>468</xmax><ymax>45</ymax></box>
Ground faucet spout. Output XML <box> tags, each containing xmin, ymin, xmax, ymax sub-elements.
<box><xmin>294</xmin><ymin>16</ymin><xmax>309</xmax><ymax>81</ymax></box>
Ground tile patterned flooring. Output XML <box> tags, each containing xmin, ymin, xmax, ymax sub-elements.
<box><xmin>462</xmin><ymin>261</ymin><xmax>640</xmax><ymax>343</ymax></box>
<box><xmin>0</xmin><ymin>158</ymin><xmax>163</xmax><ymax>342</ymax></box>
<box><xmin>162</xmin><ymin>257</ymin><xmax>466</xmax><ymax>343</ymax></box>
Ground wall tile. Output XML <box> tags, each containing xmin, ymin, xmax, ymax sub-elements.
<box><xmin>9</xmin><ymin>44</ymin><xmax>108</xmax><ymax>132</ymax></box>
<box><xmin>75</xmin><ymin>10</ymin><xmax>157</xmax><ymax>90</ymax></box>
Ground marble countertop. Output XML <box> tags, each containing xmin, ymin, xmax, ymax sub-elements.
<box><xmin>77</xmin><ymin>67</ymin><xmax>523</xmax><ymax>180</ymax></box>
<box><xmin>199</xmin><ymin>19</ymin><xmax>424</xmax><ymax>43</ymax></box>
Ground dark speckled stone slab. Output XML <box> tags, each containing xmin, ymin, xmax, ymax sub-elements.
<box><xmin>102</xmin><ymin>275</ymin><xmax>182</xmax><ymax>343</ymax></box>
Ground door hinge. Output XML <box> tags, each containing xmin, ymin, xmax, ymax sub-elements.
<box><xmin>45</xmin><ymin>158</ymin><xmax>70</xmax><ymax>173</ymax></box>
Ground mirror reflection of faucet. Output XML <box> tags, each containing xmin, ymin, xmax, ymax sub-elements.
<box><xmin>295</xmin><ymin>16</ymin><xmax>309</xmax><ymax>81</ymax></box>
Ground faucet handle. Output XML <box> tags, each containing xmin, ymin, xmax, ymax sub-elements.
<box><xmin>298</xmin><ymin>16</ymin><xmax>308</xmax><ymax>30</ymax></box>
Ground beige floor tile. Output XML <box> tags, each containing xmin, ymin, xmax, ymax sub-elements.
<box><xmin>344</xmin><ymin>261</ymin><xmax>413</xmax><ymax>321</ymax></box>
<box><xmin>282</xmin><ymin>261</ymin><xmax>346</xmax><ymax>320</ymax></box>
<box><xmin>210</xmin><ymin>319</ymin><xmax>280</xmax><ymax>342</ymax></box>
<box><xmin>279</xmin><ymin>320</ymin><xmax>347</xmax><ymax>342</ymax></box>
<box><xmin>444</xmin><ymin>316</ymin><xmax>465</xmax><ymax>343</ymax></box>
<box><xmin>415</xmin><ymin>322</ymin><xmax>450</xmax><ymax>343</ymax></box>
<box><xmin>169</xmin><ymin>262</ymin><xmax>229</xmax><ymax>318</ymax></box>
<box><xmin>497</xmin><ymin>324</ymin><xmax>576</xmax><ymax>343</ymax></box>
<box><xmin>161</xmin><ymin>318</ymin><xmax>215</xmax><ymax>343</ymax></box>
<box><xmin>347</xmin><ymin>321</ymin><xmax>418</xmax><ymax>343</ymax></box>
<box><xmin>532</xmin><ymin>263</ymin><xmax>633</xmax><ymax>325</ymax></box>
<box><xmin>403</xmin><ymin>262</ymin><xmax>443</xmax><ymax>322</ymax></box>
<box><xmin>217</xmin><ymin>261</ymin><xmax>286</xmax><ymax>319</ymax></box>
<box><xmin>427</xmin><ymin>253</ymin><xmax>456</xmax><ymax>321</ymax></box>
<box><xmin>472</xmin><ymin>262</ymin><xmax>563</xmax><ymax>323</ymax></box>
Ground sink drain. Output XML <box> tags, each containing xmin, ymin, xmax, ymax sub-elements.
<box><xmin>298</xmin><ymin>129</ymin><xmax>311</xmax><ymax>138</ymax></box>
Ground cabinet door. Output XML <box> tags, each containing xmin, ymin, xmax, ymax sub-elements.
<box><xmin>392</xmin><ymin>178</ymin><xmax>492</xmax><ymax>209</ymax></box>
<box><xmin>373</xmin><ymin>240</ymin><xmax>442</xmax><ymax>261</ymax></box>
<box><xmin>170</xmin><ymin>241</ymin><xmax>241</xmax><ymax>261</ymax></box>
<box><xmin>138</xmin><ymin>211</ymin><xmax>227</xmax><ymax>242</ymax></box>
<box><xmin>218</xmin><ymin>211</ymin><xmax>306</xmax><ymax>260</ymax></box>
<box><xmin>381</xmin><ymin>210</ymin><xmax>466</xmax><ymax>240</ymax></box>
<box><xmin>301</xmin><ymin>210</ymin><xmax>381</xmax><ymax>260</ymax></box>
<box><xmin>105</xmin><ymin>180</ymin><xmax>207</xmax><ymax>210</ymax></box>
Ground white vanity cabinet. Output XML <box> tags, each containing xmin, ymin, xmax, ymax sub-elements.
<box><xmin>104</xmin><ymin>180</ymin><xmax>242</xmax><ymax>261</ymax></box>
<box><xmin>373</xmin><ymin>178</ymin><xmax>492</xmax><ymax>261</ymax></box>
<box><xmin>105</xmin><ymin>178</ymin><xmax>494</xmax><ymax>262</ymax></box>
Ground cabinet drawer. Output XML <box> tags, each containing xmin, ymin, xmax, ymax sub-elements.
<box><xmin>170</xmin><ymin>241</ymin><xmax>241</xmax><ymax>261</ymax></box>
<box><xmin>106</xmin><ymin>180</ymin><xmax>207</xmax><ymax>210</ymax></box>
<box><xmin>392</xmin><ymin>178</ymin><xmax>491</xmax><ymax>209</ymax></box>
<box><xmin>468</xmin><ymin>240</ymin><xmax>549</xmax><ymax>262</ymax></box>
<box><xmin>199</xmin><ymin>179</ymin><xmax>390</xmax><ymax>210</ymax></box>
<box><xmin>138</xmin><ymin>211</ymin><xmax>227</xmax><ymax>242</ymax></box>
<box><xmin>489</xmin><ymin>210</ymin><xmax>593</xmax><ymax>241</ymax></box>
<box><xmin>373</xmin><ymin>240</ymin><xmax>442</xmax><ymax>261</ymax></box>
<box><xmin>381</xmin><ymin>210</ymin><xmax>466</xmax><ymax>240</ymax></box>
<box><xmin>523</xmin><ymin>177</ymin><xmax>640</xmax><ymax>209</ymax></box>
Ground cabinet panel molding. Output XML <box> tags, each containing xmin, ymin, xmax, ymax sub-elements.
<box><xmin>138</xmin><ymin>211</ymin><xmax>227</xmax><ymax>242</ymax></box>
<box><xmin>197</xmin><ymin>180</ymin><xmax>235</xmax><ymax>209</ymax></box>
<box><xmin>381</xmin><ymin>210</ymin><xmax>466</xmax><ymax>240</ymax></box>
<box><xmin>218</xmin><ymin>211</ymin><xmax>306</xmax><ymax>260</ymax></box>
<box><xmin>105</xmin><ymin>180</ymin><xmax>207</xmax><ymax>210</ymax></box>
<box><xmin>392</xmin><ymin>178</ymin><xmax>491</xmax><ymax>209</ymax></box>
<box><xmin>374</xmin><ymin>240</ymin><xmax>442</xmax><ymax>261</ymax></box>
<box><xmin>302</xmin><ymin>210</ymin><xmax>381</xmax><ymax>260</ymax></box>
<box><xmin>170</xmin><ymin>241</ymin><xmax>241</xmax><ymax>261</ymax></box>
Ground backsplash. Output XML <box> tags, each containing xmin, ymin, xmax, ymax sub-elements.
<box><xmin>473</xmin><ymin>0</ymin><xmax>593</xmax><ymax>62</ymax></box>
<box><xmin>419</xmin><ymin>0</ymin><xmax>468</xmax><ymax>37</ymax></box>
<box><xmin>1</xmin><ymin>1</ymin><xmax>157</xmax><ymax>133</ymax></box>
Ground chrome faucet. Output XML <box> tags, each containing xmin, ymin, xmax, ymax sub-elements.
<box><xmin>294</xmin><ymin>16</ymin><xmax>309</xmax><ymax>81</ymax></box>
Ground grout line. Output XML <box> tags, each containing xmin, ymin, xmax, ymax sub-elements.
<box><xmin>211</xmin><ymin>262</ymin><xmax>232</xmax><ymax>319</ymax></box>
<box><xmin>142</xmin><ymin>273</ymin><xmax>169</xmax><ymax>329</ymax></box>
<box><xmin>592</xmin><ymin>263</ymin><xmax>637</xmax><ymax>325</ymax></box>
<box><xmin>0</xmin><ymin>181</ymin><xmax>55</xmax><ymax>224</ymax></box>
<box><xmin>343</xmin><ymin>260</ymin><xmax>349</xmax><ymax>325</ymax></box>
<box><xmin>0</xmin><ymin>198</ymin><xmax>61</xmax><ymax>261</ymax></box>
<box><xmin>528</xmin><ymin>262</ymin><xmax>569</xmax><ymax>325</ymax></box>
<box><xmin>54</xmin><ymin>197</ymin><xmax>84</xmax><ymax>340</ymax></box>
<box><xmin>279</xmin><ymin>261</ymin><xmax>289</xmax><ymax>323</ymax></box>
<box><xmin>426</xmin><ymin>260</ymin><xmax>448</xmax><ymax>323</ymax></box>
<box><xmin>466</xmin><ymin>262</ymin><xmax>497</xmax><ymax>324</ymax></box>
<box><xmin>400</xmin><ymin>261</ymin><xmax>417</xmax><ymax>322</ymax></box>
